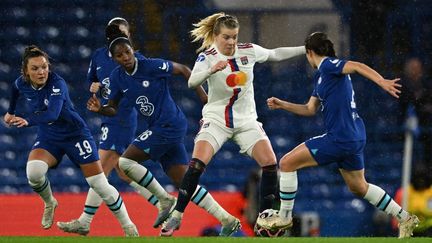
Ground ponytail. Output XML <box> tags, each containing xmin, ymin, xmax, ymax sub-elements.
<box><xmin>190</xmin><ymin>12</ymin><xmax>239</xmax><ymax>53</ymax></box>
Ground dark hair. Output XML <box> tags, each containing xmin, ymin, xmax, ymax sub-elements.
<box><xmin>105</xmin><ymin>25</ymin><xmax>131</xmax><ymax>55</ymax></box>
<box><xmin>107</xmin><ymin>17</ymin><xmax>129</xmax><ymax>29</ymax></box>
<box><xmin>21</xmin><ymin>45</ymin><xmax>50</xmax><ymax>82</ymax></box>
<box><xmin>305</xmin><ymin>32</ymin><xmax>336</xmax><ymax>57</ymax></box>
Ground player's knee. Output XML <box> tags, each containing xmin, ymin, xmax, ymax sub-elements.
<box><xmin>26</xmin><ymin>160</ymin><xmax>48</xmax><ymax>183</ymax></box>
<box><xmin>118</xmin><ymin>157</ymin><xmax>137</xmax><ymax>174</ymax></box>
<box><xmin>279</xmin><ymin>157</ymin><xmax>296</xmax><ymax>172</ymax></box>
<box><xmin>347</xmin><ymin>183</ymin><xmax>368</xmax><ymax>197</ymax></box>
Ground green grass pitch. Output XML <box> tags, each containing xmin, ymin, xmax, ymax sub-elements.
<box><xmin>0</xmin><ymin>237</ymin><xmax>430</xmax><ymax>243</ymax></box>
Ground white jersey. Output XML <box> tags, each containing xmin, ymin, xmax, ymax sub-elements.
<box><xmin>191</xmin><ymin>43</ymin><xmax>271</xmax><ymax>128</ymax></box>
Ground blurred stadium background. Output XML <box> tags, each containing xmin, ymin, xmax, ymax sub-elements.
<box><xmin>0</xmin><ymin>0</ymin><xmax>431</xmax><ymax>237</ymax></box>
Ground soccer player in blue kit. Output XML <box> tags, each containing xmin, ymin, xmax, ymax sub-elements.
<box><xmin>86</xmin><ymin>27</ymin><xmax>240</xmax><ymax>234</ymax></box>
<box><xmin>265</xmin><ymin>32</ymin><xmax>419</xmax><ymax>238</ymax></box>
<box><xmin>57</xmin><ymin>17</ymin><xmax>177</xmax><ymax>236</ymax></box>
<box><xmin>3</xmin><ymin>45</ymin><xmax>139</xmax><ymax>236</ymax></box>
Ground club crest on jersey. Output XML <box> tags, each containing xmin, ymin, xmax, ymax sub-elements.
<box><xmin>196</xmin><ymin>54</ymin><xmax>205</xmax><ymax>62</ymax></box>
<box><xmin>240</xmin><ymin>56</ymin><xmax>248</xmax><ymax>65</ymax></box>
<box><xmin>136</xmin><ymin>96</ymin><xmax>154</xmax><ymax>116</ymax></box>
<box><xmin>142</xmin><ymin>80</ymin><xmax>150</xmax><ymax>87</ymax></box>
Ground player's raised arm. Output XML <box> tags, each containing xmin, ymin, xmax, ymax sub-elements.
<box><xmin>342</xmin><ymin>61</ymin><xmax>401</xmax><ymax>98</ymax></box>
<box><xmin>267</xmin><ymin>96</ymin><xmax>320</xmax><ymax>117</ymax></box>
<box><xmin>255</xmin><ymin>44</ymin><xmax>306</xmax><ymax>63</ymax></box>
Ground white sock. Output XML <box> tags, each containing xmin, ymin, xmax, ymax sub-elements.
<box><xmin>78</xmin><ymin>188</ymin><xmax>103</xmax><ymax>226</ymax></box>
<box><xmin>119</xmin><ymin>157</ymin><xmax>170</xmax><ymax>200</ymax></box>
<box><xmin>279</xmin><ymin>171</ymin><xmax>298</xmax><ymax>220</ymax></box>
<box><xmin>129</xmin><ymin>181</ymin><xmax>160</xmax><ymax>208</ymax></box>
<box><xmin>26</xmin><ymin>160</ymin><xmax>54</xmax><ymax>204</ymax></box>
<box><xmin>86</xmin><ymin>173</ymin><xmax>133</xmax><ymax>227</ymax></box>
<box><xmin>191</xmin><ymin>185</ymin><xmax>233</xmax><ymax>225</ymax></box>
<box><xmin>364</xmin><ymin>183</ymin><xmax>408</xmax><ymax>222</ymax></box>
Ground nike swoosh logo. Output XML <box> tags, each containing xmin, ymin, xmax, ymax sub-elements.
<box><xmin>83</xmin><ymin>154</ymin><xmax>92</xmax><ymax>159</ymax></box>
<box><xmin>96</xmin><ymin>67</ymin><xmax>102</xmax><ymax>70</ymax></box>
<box><xmin>159</xmin><ymin>62</ymin><xmax>167</xmax><ymax>71</ymax></box>
<box><xmin>122</xmin><ymin>89</ymin><xmax>129</xmax><ymax>93</ymax></box>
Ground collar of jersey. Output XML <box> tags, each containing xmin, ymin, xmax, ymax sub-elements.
<box><xmin>31</xmin><ymin>82</ymin><xmax>47</xmax><ymax>90</ymax></box>
<box><xmin>211</xmin><ymin>44</ymin><xmax>238</xmax><ymax>58</ymax></box>
<box><xmin>317</xmin><ymin>56</ymin><xmax>328</xmax><ymax>70</ymax></box>
<box><xmin>125</xmin><ymin>58</ymin><xmax>139</xmax><ymax>76</ymax></box>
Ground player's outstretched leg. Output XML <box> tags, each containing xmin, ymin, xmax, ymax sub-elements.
<box><xmin>86</xmin><ymin>173</ymin><xmax>138</xmax><ymax>237</ymax></box>
<box><xmin>26</xmin><ymin>160</ymin><xmax>58</xmax><ymax>229</ymax></box>
<box><xmin>190</xmin><ymin>185</ymin><xmax>241</xmax><ymax>236</ymax></box>
<box><xmin>119</xmin><ymin>157</ymin><xmax>176</xmax><ymax>228</ymax></box>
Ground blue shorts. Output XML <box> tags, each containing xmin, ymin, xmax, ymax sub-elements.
<box><xmin>32</xmin><ymin>134</ymin><xmax>99</xmax><ymax>166</ymax></box>
<box><xmin>304</xmin><ymin>134</ymin><xmax>366</xmax><ymax>171</ymax></box>
<box><xmin>132</xmin><ymin>129</ymin><xmax>188</xmax><ymax>172</ymax></box>
<box><xmin>99</xmin><ymin>123</ymin><xmax>135</xmax><ymax>155</ymax></box>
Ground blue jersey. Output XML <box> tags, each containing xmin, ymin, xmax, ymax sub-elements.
<box><xmin>86</xmin><ymin>47</ymin><xmax>138</xmax><ymax>127</ymax></box>
<box><xmin>311</xmin><ymin>57</ymin><xmax>366</xmax><ymax>142</ymax></box>
<box><xmin>109</xmin><ymin>58</ymin><xmax>187</xmax><ymax>142</ymax></box>
<box><xmin>8</xmin><ymin>72</ymin><xmax>92</xmax><ymax>141</ymax></box>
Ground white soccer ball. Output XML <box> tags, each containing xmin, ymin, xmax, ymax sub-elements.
<box><xmin>254</xmin><ymin>209</ymin><xmax>286</xmax><ymax>237</ymax></box>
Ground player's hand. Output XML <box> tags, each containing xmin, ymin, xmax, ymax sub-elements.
<box><xmin>90</xmin><ymin>82</ymin><xmax>101</xmax><ymax>93</ymax></box>
<box><xmin>378</xmin><ymin>78</ymin><xmax>402</xmax><ymax>98</ymax></box>
<box><xmin>87</xmin><ymin>94</ymin><xmax>101</xmax><ymax>112</ymax></box>
<box><xmin>3</xmin><ymin>112</ymin><xmax>15</xmax><ymax>126</ymax></box>
<box><xmin>267</xmin><ymin>97</ymin><xmax>283</xmax><ymax>110</ymax></box>
<box><xmin>210</xmin><ymin>61</ymin><xmax>228</xmax><ymax>74</ymax></box>
<box><xmin>10</xmin><ymin>116</ymin><xmax>28</xmax><ymax>128</ymax></box>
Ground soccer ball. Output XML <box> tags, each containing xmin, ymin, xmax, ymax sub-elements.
<box><xmin>254</xmin><ymin>209</ymin><xmax>286</xmax><ymax>237</ymax></box>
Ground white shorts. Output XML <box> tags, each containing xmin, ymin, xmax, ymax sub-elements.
<box><xmin>194</xmin><ymin>118</ymin><xmax>269</xmax><ymax>157</ymax></box>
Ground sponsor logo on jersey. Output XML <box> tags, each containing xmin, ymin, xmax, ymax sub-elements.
<box><xmin>136</xmin><ymin>96</ymin><xmax>154</xmax><ymax>116</ymax></box>
<box><xmin>240</xmin><ymin>56</ymin><xmax>248</xmax><ymax>65</ymax></box>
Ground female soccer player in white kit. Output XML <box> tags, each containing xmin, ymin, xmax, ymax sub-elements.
<box><xmin>161</xmin><ymin>12</ymin><xmax>305</xmax><ymax>236</ymax></box>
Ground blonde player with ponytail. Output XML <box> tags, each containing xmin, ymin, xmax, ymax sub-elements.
<box><xmin>161</xmin><ymin>12</ymin><xmax>305</xmax><ymax>237</ymax></box>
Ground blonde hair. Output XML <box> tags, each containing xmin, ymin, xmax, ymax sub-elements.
<box><xmin>190</xmin><ymin>12</ymin><xmax>239</xmax><ymax>53</ymax></box>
